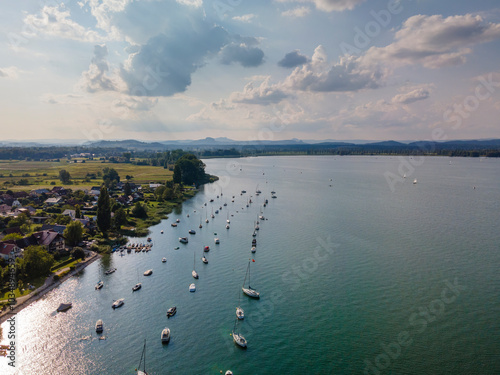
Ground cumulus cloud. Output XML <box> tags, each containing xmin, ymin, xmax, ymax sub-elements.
<box><xmin>277</xmin><ymin>0</ymin><xmax>365</xmax><ymax>12</ymax></box>
<box><xmin>79</xmin><ymin>45</ymin><xmax>119</xmax><ymax>93</ymax></box>
<box><xmin>392</xmin><ymin>88</ymin><xmax>430</xmax><ymax>105</ymax></box>
<box><xmin>230</xmin><ymin>77</ymin><xmax>288</xmax><ymax>105</ymax></box>
<box><xmin>284</xmin><ymin>45</ymin><xmax>385</xmax><ymax>92</ymax></box>
<box><xmin>220</xmin><ymin>42</ymin><xmax>265</xmax><ymax>67</ymax></box>
<box><xmin>24</xmin><ymin>5</ymin><xmax>106</xmax><ymax>42</ymax></box>
<box><xmin>278</xmin><ymin>50</ymin><xmax>309</xmax><ymax>68</ymax></box>
<box><xmin>0</xmin><ymin>67</ymin><xmax>21</xmax><ymax>79</ymax></box>
<box><xmin>364</xmin><ymin>14</ymin><xmax>500</xmax><ymax>68</ymax></box>
<box><xmin>281</xmin><ymin>7</ymin><xmax>311</xmax><ymax>18</ymax></box>
<box><xmin>121</xmin><ymin>27</ymin><xmax>230</xmax><ymax>97</ymax></box>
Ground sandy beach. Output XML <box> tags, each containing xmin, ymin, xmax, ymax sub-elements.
<box><xmin>0</xmin><ymin>251</ymin><xmax>101</xmax><ymax>325</ymax></box>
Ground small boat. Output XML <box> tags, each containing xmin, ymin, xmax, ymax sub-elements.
<box><xmin>95</xmin><ymin>280</ymin><xmax>104</xmax><ymax>290</ymax></box>
<box><xmin>215</xmin><ymin>209</ymin><xmax>219</xmax><ymax>214</ymax></box>
<box><xmin>214</xmin><ymin>238</ymin><xmax>220</xmax><ymax>244</ymax></box>
<box><xmin>160</xmin><ymin>230</ymin><xmax>164</xmax><ymax>234</ymax></box>
<box><xmin>105</xmin><ymin>268</ymin><xmax>117</xmax><ymax>275</ymax></box>
<box><xmin>202</xmin><ymin>255</ymin><xmax>208</xmax><ymax>264</ymax></box>
<box><xmin>161</xmin><ymin>327</ymin><xmax>171</xmax><ymax>343</ymax></box>
<box><xmin>204</xmin><ymin>245</ymin><xmax>210</xmax><ymax>252</ymax></box>
<box><xmin>112</xmin><ymin>298</ymin><xmax>124</xmax><ymax>309</ymax></box>
<box><xmin>147</xmin><ymin>237</ymin><xmax>152</xmax><ymax>242</ymax></box>
<box><xmin>189</xmin><ymin>283</ymin><xmax>196</xmax><ymax>292</ymax></box>
<box><xmin>171</xmin><ymin>223</ymin><xmax>177</xmax><ymax>227</ymax></box>
<box><xmin>143</xmin><ymin>269</ymin><xmax>153</xmax><ymax>276</ymax></box>
<box><xmin>132</xmin><ymin>283</ymin><xmax>142</xmax><ymax>291</ymax></box>
<box><xmin>252</xmin><ymin>231</ymin><xmax>257</xmax><ymax>237</ymax></box>
<box><xmin>162</xmin><ymin>257</ymin><xmax>167</xmax><ymax>263</ymax></box>
<box><xmin>271</xmin><ymin>195</ymin><xmax>277</xmax><ymax>199</ymax></box>
<box><xmin>176</xmin><ymin>219</ymin><xmax>180</xmax><ymax>223</ymax></box>
<box><xmin>95</xmin><ymin>319</ymin><xmax>103</xmax><ymax>333</ymax></box>
<box><xmin>166</xmin><ymin>306</ymin><xmax>177</xmax><ymax>318</ymax></box>
<box><xmin>242</xmin><ymin>260</ymin><xmax>260</xmax><ymax>299</ymax></box>
<box><xmin>179</xmin><ymin>237</ymin><xmax>188</xmax><ymax>244</ymax></box>
<box><xmin>226</xmin><ymin>371</ymin><xmax>233</xmax><ymax>375</ymax></box>
<box><xmin>226</xmin><ymin>224</ymin><xmax>230</xmax><ymax>229</ymax></box>
<box><xmin>236</xmin><ymin>306</ymin><xmax>244</xmax><ymax>320</ymax></box>
<box><xmin>252</xmin><ymin>238</ymin><xmax>257</xmax><ymax>246</ymax></box>
<box><xmin>413</xmin><ymin>179</ymin><xmax>418</xmax><ymax>184</ymax></box>
<box><xmin>241</xmin><ymin>190</ymin><xmax>246</xmax><ymax>194</ymax></box>
<box><xmin>57</xmin><ymin>303</ymin><xmax>72</xmax><ymax>312</ymax></box>
<box><xmin>251</xmin><ymin>246</ymin><xmax>256</xmax><ymax>253</ymax></box>
<box><xmin>188</xmin><ymin>229</ymin><xmax>196</xmax><ymax>234</ymax></box>
<box><xmin>232</xmin><ymin>324</ymin><xmax>247</xmax><ymax>348</ymax></box>
<box><xmin>192</xmin><ymin>252</ymin><xmax>199</xmax><ymax>279</ymax></box>
<box><xmin>271</xmin><ymin>190</ymin><xmax>276</xmax><ymax>194</ymax></box>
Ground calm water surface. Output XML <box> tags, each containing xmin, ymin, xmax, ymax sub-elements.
<box><xmin>1</xmin><ymin>156</ymin><xmax>499</xmax><ymax>374</ymax></box>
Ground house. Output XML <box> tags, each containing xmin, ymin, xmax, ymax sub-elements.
<box><xmin>3</xmin><ymin>227</ymin><xmax>23</xmax><ymax>236</ymax></box>
<box><xmin>90</xmin><ymin>186</ymin><xmax>101</xmax><ymax>196</ymax></box>
<box><xmin>149</xmin><ymin>183</ymin><xmax>162</xmax><ymax>189</ymax></box>
<box><xmin>0</xmin><ymin>242</ymin><xmax>22</xmax><ymax>260</ymax></box>
<box><xmin>12</xmin><ymin>200</ymin><xmax>22</xmax><ymax>208</ymax></box>
<box><xmin>41</xmin><ymin>224</ymin><xmax>67</xmax><ymax>235</ymax></box>
<box><xmin>62</xmin><ymin>209</ymin><xmax>76</xmax><ymax>219</ymax></box>
<box><xmin>30</xmin><ymin>188</ymin><xmax>50</xmax><ymax>196</ymax></box>
<box><xmin>31</xmin><ymin>230</ymin><xmax>65</xmax><ymax>253</ymax></box>
<box><xmin>31</xmin><ymin>216</ymin><xmax>49</xmax><ymax>224</ymax></box>
<box><xmin>15</xmin><ymin>206</ymin><xmax>36</xmax><ymax>216</ymax></box>
<box><xmin>51</xmin><ymin>186</ymin><xmax>68</xmax><ymax>196</ymax></box>
<box><xmin>0</xmin><ymin>204</ymin><xmax>11</xmax><ymax>216</ymax></box>
<box><xmin>13</xmin><ymin>191</ymin><xmax>28</xmax><ymax>199</ymax></box>
<box><xmin>44</xmin><ymin>197</ymin><xmax>62</xmax><ymax>205</ymax></box>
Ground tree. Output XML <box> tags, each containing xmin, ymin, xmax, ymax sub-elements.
<box><xmin>123</xmin><ymin>152</ymin><xmax>132</xmax><ymax>162</ymax></box>
<box><xmin>64</xmin><ymin>221</ymin><xmax>84</xmax><ymax>247</ymax></box>
<box><xmin>2</xmin><ymin>233</ymin><xmax>23</xmax><ymax>241</ymax></box>
<box><xmin>124</xmin><ymin>181</ymin><xmax>132</xmax><ymax>196</ymax></box>
<box><xmin>113</xmin><ymin>207</ymin><xmax>127</xmax><ymax>229</ymax></box>
<box><xmin>59</xmin><ymin>169</ymin><xmax>71</xmax><ymax>184</ymax></box>
<box><xmin>131</xmin><ymin>202</ymin><xmax>147</xmax><ymax>218</ymax></box>
<box><xmin>23</xmin><ymin>246</ymin><xmax>54</xmax><ymax>279</ymax></box>
<box><xmin>174</xmin><ymin>154</ymin><xmax>206</xmax><ymax>185</ymax></box>
<box><xmin>71</xmin><ymin>247</ymin><xmax>85</xmax><ymax>260</ymax></box>
<box><xmin>155</xmin><ymin>185</ymin><xmax>166</xmax><ymax>201</ymax></box>
<box><xmin>96</xmin><ymin>186</ymin><xmax>111</xmax><ymax>234</ymax></box>
<box><xmin>102</xmin><ymin>167</ymin><xmax>120</xmax><ymax>188</ymax></box>
<box><xmin>75</xmin><ymin>204</ymin><xmax>81</xmax><ymax>219</ymax></box>
<box><xmin>173</xmin><ymin>164</ymin><xmax>182</xmax><ymax>184</ymax></box>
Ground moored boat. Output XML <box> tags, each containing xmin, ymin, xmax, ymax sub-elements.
<box><xmin>56</xmin><ymin>303</ymin><xmax>72</xmax><ymax>312</ymax></box>
<box><xmin>167</xmin><ymin>306</ymin><xmax>177</xmax><ymax>318</ymax></box>
<box><xmin>95</xmin><ymin>280</ymin><xmax>104</xmax><ymax>290</ymax></box>
<box><xmin>132</xmin><ymin>283</ymin><xmax>142</xmax><ymax>291</ymax></box>
<box><xmin>161</xmin><ymin>328</ymin><xmax>171</xmax><ymax>343</ymax></box>
<box><xmin>179</xmin><ymin>237</ymin><xmax>188</xmax><ymax>243</ymax></box>
<box><xmin>95</xmin><ymin>319</ymin><xmax>103</xmax><ymax>333</ymax></box>
<box><xmin>112</xmin><ymin>298</ymin><xmax>124</xmax><ymax>309</ymax></box>
<box><xmin>189</xmin><ymin>283</ymin><xmax>196</xmax><ymax>292</ymax></box>
<box><xmin>143</xmin><ymin>269</ymin><xmax>153</xmax><ymax>276</ymax></box>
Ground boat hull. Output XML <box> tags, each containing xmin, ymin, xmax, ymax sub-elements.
<box><xmin>242</xmin><ymin>287</ymin><xmax>260</xmax><ymax>299</ymax></box>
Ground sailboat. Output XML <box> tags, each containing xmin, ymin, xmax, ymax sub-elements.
<box><xmin>413</xmin><ymin>178</ymin><xmax>418</xmax><ymax>184</ymax></box>
<box><xmin>236</xmin><ymin>288</ymin><xmax>244</xmax><ymax>320</ymax></box>
<box><xmin>192</xmin><ymin>252</ymin><xmax>199</xmax><ymax>279</ymax></box>
<box><xmin>199</xmin><ymin>216</ymin><xmax>202</xmax><ymax>229</ymax></box>
<box><xmin>232</xmin><ymin>318</ymin><xmax>247</xmax><ymax>348</ymax></box>
<box><xmin>211</xmin><ymin>208</ymin><xmax>215</xmax><ymax>219</ymax></box>
<box><xmin>242</xmin><ymin>259</ymin><xmax>260</xmax><ymax>299</ymax></box>
<box><xmin>136</xmin><ymin>339</ymin><xmax>147</xmax><ymax>375</ymax></box>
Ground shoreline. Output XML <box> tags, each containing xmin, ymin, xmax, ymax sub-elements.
<box><xmin>0</xmin><ymin>251</ymin><xmax>101</xmax><ymax>325</ymax></box>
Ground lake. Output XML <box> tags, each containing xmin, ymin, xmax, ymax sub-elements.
<box><xmin>1</xmin><ymin>155</ymin><xmax>499</xmax><ymax>374</ymax></box>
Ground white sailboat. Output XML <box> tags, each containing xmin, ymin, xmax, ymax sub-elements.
<box><xmin>236</xmin><ymin>288</ymin><xmax>244</xmax><ymax>320</ymax></box>
<box><xmin>192</xmin><ymin>252</ymin><xmax>199</xmax><ymax>279</ymax></box>
<box><xmin>232</xmin><ymin>318</ymin><xmax>247</xmax><ymax>348</ymax></box>
<box><xmin>136</xmin><ymin>339</ymin><xmax>147</xmax><ymax>375</ymax></box>
<box><xmin>242</xmin><ymin>259</ymin><xmax>260</xmax><ymax>299</ymax></box>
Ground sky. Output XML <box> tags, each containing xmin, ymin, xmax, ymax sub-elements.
<box><xmin>1</xmin><ymin>0</ymin><xmax>500</xmax><ymax>142</ymax></box>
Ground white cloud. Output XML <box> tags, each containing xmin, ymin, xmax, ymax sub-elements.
<box><xmin>23</xmin><ymin>5</ymin><xmax>106</xmax><ymax>42</ymax></box>
<box><xmin>392</xmin><ymin>87</ymin><xmax>431</xmax><ymax>105</ymax></box>
<box><xmin>233</xmin><ymin>14</ymin><xmax>256</xmax><ymax>23</ymax></box>
<box><xmin>230</xmin><ymin>77</ymin><xmax>288</xmax><ymax>105</ymax></box>
<box><xmin>0</xmin><ymin>66</ymin><xmax>21</xmax><ymax>79</ymax></box>
<box><xmin>364</xmin><ymin>14</ymin><xmax>500</xmax><ymax>68</ymax></box>
<box><xmin>276</xmin><ymin>0</ymin><xmax>365</xmax><ymax>12</ymax></box>
<box><xmin>283</xmin><ymin>45</ymin><xmax>386</xmax><ymax>92</ymax></box>
<box><xmin>281</xmin><ymin>7</ymin><xmax>311</xmax><ymax>18</ymax></box>
<box><xmin>79</xmin><ymin>45</ymin><xmax>123</xmax><ymax>93</ymax></box>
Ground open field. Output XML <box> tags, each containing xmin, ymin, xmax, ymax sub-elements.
<box><xmin>0</xmin><ymin>159</ymin><xmax>172</xmax><ymax>191</ymax></box>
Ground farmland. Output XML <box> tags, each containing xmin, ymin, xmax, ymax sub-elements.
<box><xmin>0</xmin><ymin>159</ymin><xmax>172</xmax><ymax>191</ymax></box>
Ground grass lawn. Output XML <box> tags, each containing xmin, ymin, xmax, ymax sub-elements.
<box><xmin>0</xmin><ymin>275</ymin><xmax>47</xmax><ymax>301</ymax></box>
<box><xmin>0</xmin><ymin>159</ymin><xmax>172</xmax><ymax>191</ymax></box>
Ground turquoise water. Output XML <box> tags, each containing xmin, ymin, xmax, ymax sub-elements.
<box><xmin>1</xmin><ymin>156</ymin><xmax>499</xmax><ymax>374</ymax></box>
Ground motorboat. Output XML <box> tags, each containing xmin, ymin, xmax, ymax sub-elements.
<box><xmin>160</xmin><ymin>230</ymin><xmax>164</xmax><ymax>234</ymax></box>
<box><xmin>204</xmin><ymin>245</ymin><xmax>210</xmax><ymax>252</ymax></box>
<box><xmin>188</xmin><ymin>229</ymin><xmax>196</xmax><ymax>234</ymax></box>
<box><xmin>171</xmin><ymin>223</ymin><xmax>177</xmax><ymax>227</ymax></box>
<box><xmin>251</xmin><ymin>246</ymin><xmax>256</xmax><ymax>253</ymax></box>
<box><xmin>166</xmin><ymin>306</ymin><xmax>177</xmax><ymax>318</ymax></box>
<box><xmin>95</xmin><ymin>319</ymin><xmax>103</xmax><ymax>333</ymax></box>
<box><xmin>192</xmin><ymin>269</ymin><xmax>199</xmax><ymax>279</ymax></box>
<box><xmin>189</xmin><ymin>283</ymin><xmax>196</xmax><ymax>292</ymax></box>
<box><xmin>214</xmin><ymin>238</ymin><xmax>220</xmax><ymax>244</ymax></box>
<box><xmin>162</xmin><ymin>257</ymin><xmax>167</xmax><ymax>263</ymax></box>
<box><xmin>201</xmin><ymin>255</ymin><xmax>208</xmax><ymax>264</ymax></box>
<box><xmin>176</xmin><ymin>219</ymin><xmax>180</xmax><ymax>223</ymax></box>
<box><xmin>161</xmin><ymin>328</ymin><xmax>171</xmax><ymax>343</ymax></box>
<box><xmin>226</xmin><ymin>224</ymin><xmax>230</xmax><ymax>229</ymax></box>
<box><xmin>95</xmin><ymin>280</ymin><xmax>104</xmax><ymax>290</ymax></box>
<box><xmin>112</xmin><ymin>298</ymin><xmax>124</xmax><ymax>309</ymax></box>
<box><xmin>143</xmin><ymin>269</ymin><xmax>153</xmax><ymax>276</ymax></box>
<box><xmin>192</xmin><ymin>253</ymin><xmax>199</xmax><ymax>278</ymax></box>
<box><xmin>57</xmin><ymin>303</ymin><xmax>72</xmax><ymax>312</ymax></box>
<box><xmin>147</xmin><ymin>237</ymin><xmax>152</xmax><ymax>242</ymax></box>
<box><xmin>179</xmin><ymin>237</ymin><xmax>188</xmax><ymax>243</ymax></box>
<box><xmin>132</xmin><ymin>283</ymin><xmax>142</xmax><ymax>291</ymax></box>
<box><xmin>252</xmin><ymin>239</ymin><xmax>257</xmax><ymax>246</ymax></box>
<box><xmin>105</xmin><ymin>268</ymin><xmax>117</xmax><ymax>275</ymax></box>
